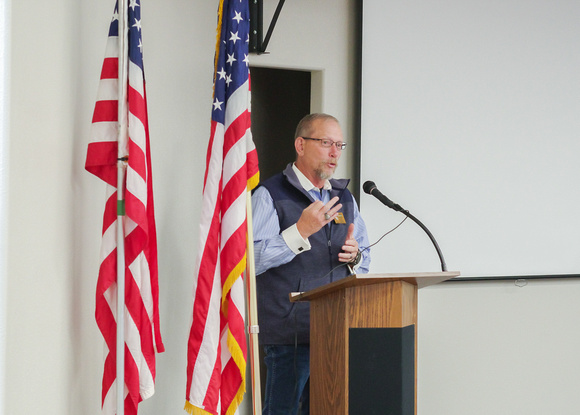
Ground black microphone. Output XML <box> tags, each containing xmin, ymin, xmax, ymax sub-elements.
<box><xmin>362</xmin><ymin>180</ymin><xmax>448</xmax><ymax>272</ymax></box>
<box><xmin>362</xmin><ymin>181</ymin><xmax>404</xmax><ymax>212</ymax></box>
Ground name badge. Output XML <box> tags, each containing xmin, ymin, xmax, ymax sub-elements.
<box><xmin>334</xmin><ymin>212</ymin><xmax>346</xmax><ymax>224</ymax></box>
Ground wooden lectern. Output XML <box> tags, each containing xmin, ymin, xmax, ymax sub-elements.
<box><xmin>290</xmin><ymin>271</ymin><xmax>459</xmax><ymax>415</ymax></box>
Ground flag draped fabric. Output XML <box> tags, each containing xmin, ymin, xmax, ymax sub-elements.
<box><xmin>85</xmin><ymin>1</ymin><xmax>164</xmax><ymax>414</ymax></box>
<box><xmin>185</xmin><ymin>0</ymin><xmax>259</xmax><ymax>414</ymax></box>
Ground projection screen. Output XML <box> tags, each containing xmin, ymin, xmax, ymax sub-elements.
<box><xmin>359</xmin><ymin>0</ymin><xmax>580</xmax><ymax>277</ymax></box>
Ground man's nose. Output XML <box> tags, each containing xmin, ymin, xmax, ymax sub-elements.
<box><xmin>329</xmin><ymin>144</ymin><xmax>340</xmax><ymax>157</ymax></box>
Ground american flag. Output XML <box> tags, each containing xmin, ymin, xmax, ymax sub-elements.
<box><xmin>185</xmin><ymin>0</ymin><xmax>259</xmax><ymax>414</ymax></box>
<box><xmin>85</xmin><ymin>1</ymin><xmax>164</xmax><ymax>414</ymax></box>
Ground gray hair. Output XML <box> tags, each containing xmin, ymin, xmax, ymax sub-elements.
<box><xmin>294</xmin><ymin>113</ymin><xmax>339</xmax><ymax>139</ymax></box>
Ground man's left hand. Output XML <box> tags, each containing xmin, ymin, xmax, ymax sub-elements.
<box><xmin>339</xmin><ymin>223</ymin><xmax>359</xmax><ymax>263</ymax></box>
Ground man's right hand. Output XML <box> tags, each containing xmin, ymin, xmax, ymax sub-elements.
<box><xmin>296</xmin><ymin>196</ymin><xmax>342</xmax><ymax>239</ymax></box>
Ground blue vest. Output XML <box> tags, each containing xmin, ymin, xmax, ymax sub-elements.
<box><xmin>257</xmin><ymin>164</ymin><xmax>356</xmax><ymax>344</ymax></box>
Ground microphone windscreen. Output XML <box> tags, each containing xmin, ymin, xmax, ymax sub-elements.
<box><xmin>362</xmin><ymin>181</ymin><xmax>376</xmax><ymax>194</ymax></box>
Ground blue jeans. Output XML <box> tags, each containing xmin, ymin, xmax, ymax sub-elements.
<box><xmin>262</xmin><ymin>345</ymin><xmax>310</xmax><ymax>415</ymax></box>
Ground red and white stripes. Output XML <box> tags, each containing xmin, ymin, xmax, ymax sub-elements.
<box><xmin>86</xmin><ymin>2</ymin><xmax>163</xmax><ymax>414</ymax></box>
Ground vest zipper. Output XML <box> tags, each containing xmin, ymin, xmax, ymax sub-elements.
<box><xmin>327</xmin><ymin>225</ymin><xmax>333</xmax><ymax>280</ymax></box>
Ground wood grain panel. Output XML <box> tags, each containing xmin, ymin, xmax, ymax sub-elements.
<box><xmin>348</xmin><ymin>281</ymin><xmax>417</xmax><ymax>328</ymax></box>
<box><xmin>310</xmin><ymin>290</ymin><xmax>348</xmax><ymax>414</ymax></box>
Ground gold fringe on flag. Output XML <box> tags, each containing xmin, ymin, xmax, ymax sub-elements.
<box><xmin>184</xmin><ymin>401</ymin><xmax>212</xmax><ymax>415</ymax></box>
<box><xmin>213</xmin><ymin>0</ymin><xmax>225</xmax><ymax>85</ymax></box>
<box><xmin>226</xmin><ymin>328</ymin><xmax>247</xmax><ymax>415</ymax></box>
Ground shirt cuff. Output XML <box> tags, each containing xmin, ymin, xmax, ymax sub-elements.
<box><xmin>281</xmin><ymin>224</ymin><xmax>311</xmax><ymax>255</ymax></box>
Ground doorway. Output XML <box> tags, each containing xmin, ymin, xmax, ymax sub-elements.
<box><xmin>250</xmin><ymin>66</ymin><xmax>311</xmax><ymax>182</ymax></box>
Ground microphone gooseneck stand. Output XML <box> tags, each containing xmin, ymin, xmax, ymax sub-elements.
<box><xmin>399</xmin><ymin>209</ymin><xmax>447</xmax><ymax>272</ymax></box>
<box><xmin>363</xmin><ymin>180</ymin><xmax>447</xmax><ymax>272</ymax></box>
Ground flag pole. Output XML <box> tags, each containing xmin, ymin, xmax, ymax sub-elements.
<box><xmin>246</xmin><ymin>192</ymin><xmax>262</xmax><ymax>415</ymax></box>
<box><xmin>116</xmin><ymin>145</ymin><xmax>127</xmax><ymax>415</ymax></box>
<box><xmin>117</xmin><ymin>0</ymin><xmax>129</xmax><ymax>414</ymax></box>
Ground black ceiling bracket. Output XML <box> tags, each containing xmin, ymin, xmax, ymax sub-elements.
<box><xmin>250</xmin><ymin>0</ymin><xmax>286</xmax><ymax>54</ymax></box>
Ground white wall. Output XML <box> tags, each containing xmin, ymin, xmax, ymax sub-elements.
<box><xmin>7</xmin><ymin>0</ymin><xmax>86</xmax><ymax>413</ymax></box>
<box><xmin>0</xmin><ymin>1</ymin><xmax>9</xmax><ymax>414</ymax></box>
<box><xmin>418</xmin><ymin>279</ymin><xmax>580</xmax><ymax>415</ymax></box>
<box><xmin>4</xmin><ymin>0</ymin><xmax>358</xmax><ymax>414</ymax></box>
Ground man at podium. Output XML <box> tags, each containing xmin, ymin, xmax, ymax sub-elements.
<box><xmin>251</xmin><ymin>113</ymin><xmax>371</xmax><ymax>415</ymax></box>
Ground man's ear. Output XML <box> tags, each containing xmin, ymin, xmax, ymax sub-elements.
<box><xmin>295</xmin><ymin>137</ymin><xmax>305</xmax><ymax>156</ymax></box>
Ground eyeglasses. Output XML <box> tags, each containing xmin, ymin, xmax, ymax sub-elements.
<box><xmin>302</xmin><ymin>137</ymin><xmax>347</xmax><ymax>150</ymax></box>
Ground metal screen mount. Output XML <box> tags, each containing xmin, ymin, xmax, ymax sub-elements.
<box><xmin>249</xmin><ymin>0</ymin><xmax>286</xmax><ymax>54</ymax></box>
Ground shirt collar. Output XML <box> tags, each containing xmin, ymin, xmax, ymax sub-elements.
<box><xmin>292</xmin><ymin>163</ymin><xmax>332</xmax><ymax>192</ymax></box>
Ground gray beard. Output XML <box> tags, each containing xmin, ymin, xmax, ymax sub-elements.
<box><xmin>315</xmin><ymin>167</ymin><xmax>334</xmax><ymax>181</ymax></box>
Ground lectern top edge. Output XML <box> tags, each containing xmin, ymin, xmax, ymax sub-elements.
<box><xmin>290</xmin><ymin>271</ymin><xmax>460</xmax><ymax>302</ymax></box>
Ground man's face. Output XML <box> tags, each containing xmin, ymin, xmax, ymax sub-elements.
<box><xmin>295</xmin><ymin>118</ymin><xmax>344</xmax><ymax>187</ymax></box>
